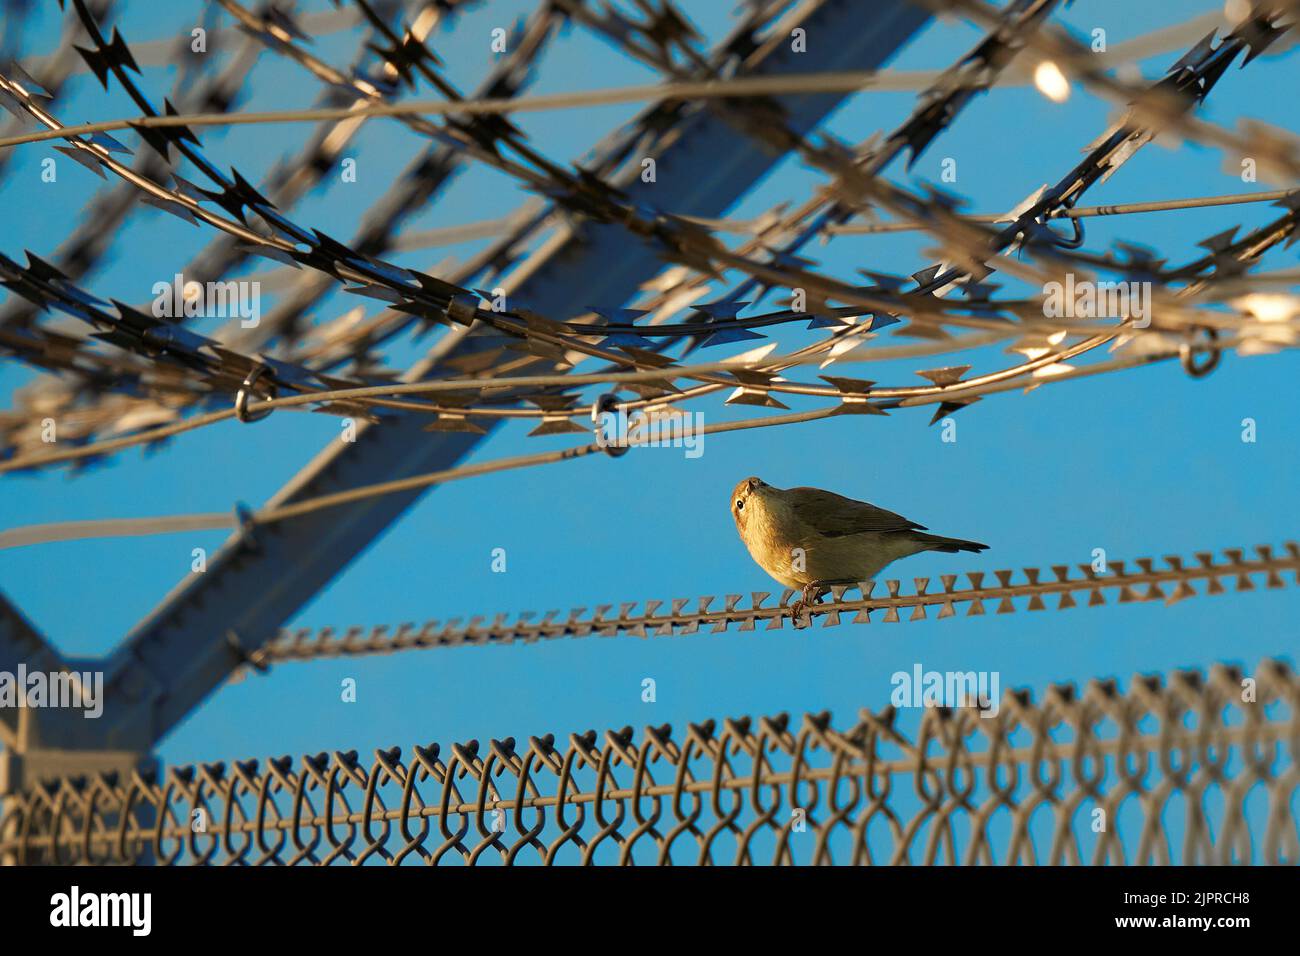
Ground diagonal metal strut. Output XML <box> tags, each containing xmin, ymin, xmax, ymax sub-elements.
<box><xmin>31</xmin><ymin>0</ymin><xmax>933</xmax><ymax>766</ymax></box>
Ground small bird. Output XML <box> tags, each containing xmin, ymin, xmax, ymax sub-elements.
<box><xmin>729</xmin><ymin>476</ymin><xmax>988</xmax><ymax>621</ymax></box>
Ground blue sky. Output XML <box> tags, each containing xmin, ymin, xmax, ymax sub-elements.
<box><xmin>1</xmin><ymin>0</ymin><xmax>1297</xmax><ymax>849</ymax></box>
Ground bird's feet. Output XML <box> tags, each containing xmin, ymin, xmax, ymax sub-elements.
<box><xmin>789</xmin><ymin>583</ymin><xmax>827</xmax><ymax>628</ymax></box>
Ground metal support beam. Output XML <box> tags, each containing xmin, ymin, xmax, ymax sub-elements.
<box><xmin>0</xmin><ymin>592</ymin><xmax>131</xmax><ymax>795</ymax></box>
<box><xmin>0</xmin><ymin>591</ymin><xmax>64</xmax><ymax>753</ymax></box>
<box><xmin>16</xmin><ymin>0</ymin><xmax>931</xmax><ymax>775</ymax></box>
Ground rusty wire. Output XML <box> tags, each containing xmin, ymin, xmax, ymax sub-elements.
<box><xmin>2</xmin><ymin>657</ymin><xmax>1295</xmax><ymax>865</ymax></box>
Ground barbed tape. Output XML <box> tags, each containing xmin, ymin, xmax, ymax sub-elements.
<box><xmin>0</xmin><ymin>0</ymin><xmax>112</xmax><ymax>180</ymax></box>
<box><xmin>0</xmin><ymin>1</ymin><xmax>1296</xmax><ymax>471</ymax></box>
<box><xmin>256</xmin><ymin>540</ymin><xmax>1300</xmax><ymax>665</ymax></box>
<box><xmin>0</xmin><ymin>2</ymin><xmax>953</xmax><ymax>450</ymax></box>
<box><xmin>0</xmin><ymin>1</ymin><xmax>566</xmax><ymax>455</ymax></box>
<box><xmin>0</xmin><ymin>4</ymin><xmax>816</xmax><ymax>400</ymax></box>
<box><xmin>946</xmin><ymin>0</ymin><xmax>1300</xmax><ymax>182</ymax></box>
<box><xmin>0</xmin><ymin>0</ymin><xmax>1237</xmax><ymax>361</ymax></box>
<box><xmin>0</xmin><ymin>9</ymin><xmax>362</xmax><ymax>338</ymax></box>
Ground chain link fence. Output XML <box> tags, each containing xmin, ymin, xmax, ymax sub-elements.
<box><xmin>2</xmin><ymin>658</ymin><xmax>1296</xmax><ymax>865</ymax></box>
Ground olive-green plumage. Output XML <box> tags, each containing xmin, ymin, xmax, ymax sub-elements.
<box><xmin>729</xmin><ymin>476</ymin><xmax>988</xmax><ymax>593</ymax></box>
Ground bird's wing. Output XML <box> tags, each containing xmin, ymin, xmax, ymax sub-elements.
<box><xmin>788</xmin><ymin>487</ymin><xmax>926</xmax><ymax>537</ymax></box>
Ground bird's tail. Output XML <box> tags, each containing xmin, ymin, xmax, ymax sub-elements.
<box><xmin>912</xmin><ymin>532</ymin><xmax>989</xmax><ymax>554</ymax></box>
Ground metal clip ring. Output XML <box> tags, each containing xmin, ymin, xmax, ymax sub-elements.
<box><xmin>592</xmin><ymin>392</ymin><xmax>629</xmax><ymax>458</ymax></box>
<box><xmin>235</xmin><ymin>364</ymin><xmax>277</xmax><ymax>423</ymax></box>
<box><xmin>1179</xmin><ymin>326</ymin><xmax>1221</xmax><ymax>379</ymax></box>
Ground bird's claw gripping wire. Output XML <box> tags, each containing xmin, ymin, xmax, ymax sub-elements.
<box><xmin>789</xmin><ymin>583</ymin><xmax>828</xmax><ymax>628</ymax></box>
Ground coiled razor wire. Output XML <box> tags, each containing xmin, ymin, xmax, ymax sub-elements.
<box><xmin>1</xmin><ymin>0</ymin><xmax>1296</xmax><ymax>472</ymax></box>
<box><xmin>2</xmin><ymin>658</ymin><xmax>1295</xmax><ymax>865</ymax></box>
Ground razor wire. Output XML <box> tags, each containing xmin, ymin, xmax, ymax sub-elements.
<box><xmin>191</xmin><ymin>0</ymin><xmax>567</xmax><ymax>358</ymax></box>
<box><xmin>4</xmin><ymin>0</ymin><xmax>1296</xmax><ymax>471</ymax></box>
<box><xmin>944</xmin><ymin>0</ymin><xmax>1300</xmax><ymax>183</ymax></box>
<box><xmin>0</xmin><ymin>2</ymin><xmax>379</xmax><ymax>335</ymax></box>
<box><xmin>248</xmin><ymin>540</ymin><xmax>1300</xmax><ymax>664</ymax></box>
<box><xmin>2</xmin><ymin>40</ymin><xmax>894</xmax><ymax>400</ymax></box>
<box><xmin>0</xmin><ymin>1</ymin><xmax>1274</xmax><ymax>353</ymax></box>
<box><xmin>2</xmin><ymin>3</ymin><xmax>1298</xmax><ymax>861</ymax></box>
<box><xmin>2</xmin><ymin>657</ymin><xmax>1295</xmax><ymax>865</ymax></box>
<box><xmin>0</xmin><ymin>2</ymin><xmax>1298</xmax><ymax>652</ymax></box>
<box><xmin>0</xmin><ymin>0</ymin><xmax>1248</xmax><ymax>369</ymax></box>
<box><xmin>0</xmin><ymin>0</ymin><xmax>972</xmax><ymax>390</ymax></box>
<box><xmin>0</xmin><ymin>294</ymin><xmax>1277</xmax><ymax>478</ymax></box>
<box><xmin>0</xmin><ymin>0</ymin><xmax>111</xmax><ymax>180</ymax></box>
<box><xmin>0</xmin><ymin>301</ymin><xmax>1274</xmax><ymax>507</ymax></box>
<box><xmin>0</xmin><ymin>340</ymin><xmax>1230</xmax><ymax>532</ymax></box>
<box><xmin>0</xmin><ymin>0</ymin><xmax>565</xmax><ymax>455</ymax></box>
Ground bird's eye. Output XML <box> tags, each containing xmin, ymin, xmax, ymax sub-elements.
<box><xmin>736</xmin><ymin>500</ymin><xmax>744</xmax><ymax>511</ymax></box>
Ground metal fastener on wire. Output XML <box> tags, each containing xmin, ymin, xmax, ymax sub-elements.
<box><xmin>1180</xmin><ymin>326</ymin><xmax>1221</xmax><ymax>378</ymax></box>
<box><xmin>234</xmin><ymin>364</ymin><xmax>277</xmax><ymax>422</ymax></box>
<box><xmin>592</xmin><ymin>392</ymin><xmax>629</xmax><ymax>458</ymax></box>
